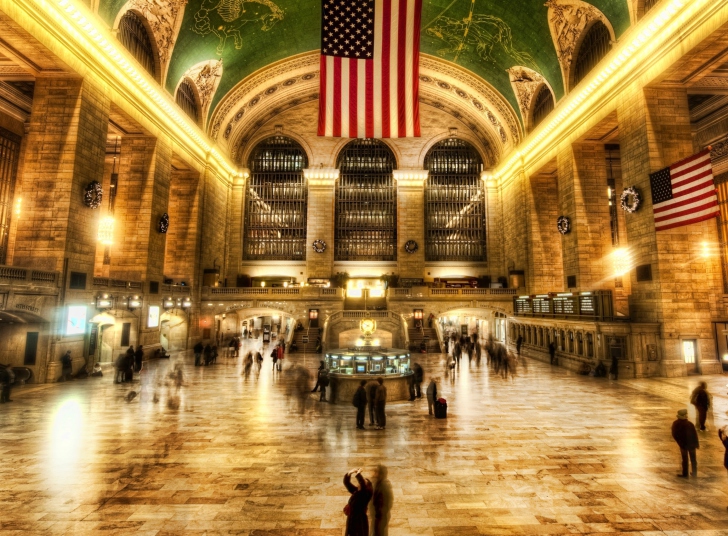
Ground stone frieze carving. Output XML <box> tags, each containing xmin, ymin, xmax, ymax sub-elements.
<box><xmin>545</xmin><ymin>0</ymin><xmax>609</xmax><ymax>86</ymax></box>
<box><xmin>419</xmin><ymin>55</ymin><xmax>521</xmax><ymax>143</ymax></box>
<box><xmin>210</xmin><ymin>52</ymin><xmax>320</xmax><ymax>139</ymax></box>
<box><xmin>126</xmin><ymin>0</ymin><xmax>187</xmax><ymax>77</ymax></box>
<box><xmin>180</xmin><ymin>59</ymin><xmax>223</xmax><ymax>126</ymax></box>
<box><xmin>507</xmin><ymin>66</ymin><xmax>547</xmax><ymax>126</ymax></box>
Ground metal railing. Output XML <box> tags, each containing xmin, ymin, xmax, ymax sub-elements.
<box><xmin>387</xmin><ymin>287</ymin><xmax>518</xmax><ymax>298</ymax></box>
<box><xmin>202</xmin><ymin>286</ymin><xmax>344</xmax><ymax>299</ymax></box>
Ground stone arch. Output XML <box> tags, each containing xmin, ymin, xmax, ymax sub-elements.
<box><xmin>568</xmin><ymin>19</ymin><xmax>614</xmax><ymax>92</ymax></box>
<box><xmin>545</xmin><ymin>0</ymin><xmax>615</xmax><ymax>93</ymax></box>
<box><xmin>178</xmin><ymin>59</ymin><xmax>224</xmax><ymax>130</ymax></box>
<box><xmin>174</xmin><ymin>76</ymin><xmax>203</xmax><ymax>126</ymax></box>
<box><xmin>240</xmin><ymin>129</ymin><xmax>314</xmax><ymax>169</ymax></box>
<box><xmin>416</xmin><ymin>130</ymin><xmax>492</xmax><ymax>170</ymax></box>
<box><xmin>528</xmin><ymin>83</ymin><xmax>556</xmax><ymax>132</ymax></box>
<box><xmin>334</xmin><ymin>137</ymin><xmax>400</xmax><ymax>171</ymax></box>
<box><xmin>113</xmin><ymin>0</ymin><xmax>187</xmax><ymax>82</ymax></box>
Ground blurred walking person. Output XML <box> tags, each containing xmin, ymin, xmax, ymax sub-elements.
<box><xmin>690</xmin><ymin>381</ymin><xmax>712</xmax><ymax>432</ymax></box>
<box><xmin>369</xmin><ymin>464</ymin><xmax>393</xmax><ymax>536</ymax></box>
<box><xmin>426</xmin><ymin>377</ymin><xmax>437</xmax><ymax>416</ymax></box>
<box><xmin>719</xmin><ymin>426</ymin><xmax>728</xmax><ymax>509</ymax></box>
<box><xmin>353</xmin><ymin>380</ymin><xmax>367</xmax><ymax>429</ymax></box>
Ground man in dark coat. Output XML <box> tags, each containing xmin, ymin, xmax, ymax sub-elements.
<box><xmin>367</xmin><ymin>381</ymin><xmax>378</xmax><ymax>427</ymax></box>
<box><xmin>548</xmin><ymin>342</ymin><xmax>556</xmax><ymax>365</ymax></box>
<box><xmin>193</xmin><ymin>341</ymin><xmax>203</xmax><ymax>366</ymax></box>
<box><xmin>353</xmin><ymin>380</ymin><xmax>367</xmax><ymax>430</ymax></box>
<box><xmin>343</xmin><ymin>469</ymin><xmax>372</xmax><ymax>536</ymax></box>
<box><xmin>61</xmin><ymin>350</ymin><xmax>73</xmax><ymax>382</ymax></box>
<box><xmin>0</xmin><ymin>364</ymin><xmax>14</xmax><ymax>403</ymax></box>
<box><xmin>311</xmin><ymin>361</ymin><xmax>325</xmax><ymax>392</ymax></box>
<box><xmin>413</xmin><ymin>363</ymin><xmax>423</xmax><ymax>398</ymax></box>
<box><xmin>672</xmin><ymin>408</ymin><xmax>699</xmax><ymax>477</ymax></box>
<box><xmin>134</xmin><ymin>345</ymin><xmax>144</xmax><ymax>372</ymax></box>
<box><xmin>691</xmin><ymin>382</ymin><xmax>711</xmax><ymax>431</ymax></box>
<box><xmin>375</xmin><ymin>377</ymin><xmax>387</xmax><ymax>430</ymax></box>
<box><xmin>516</xmin><ymin>335</ymin><xmax>523</xmax><ymax>355</ymax></box>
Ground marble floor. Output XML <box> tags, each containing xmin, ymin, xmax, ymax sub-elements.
<box><xmin>3</xmin><ymin>344</ymin><xmax>728</xmax><ymax>536</ymax></box>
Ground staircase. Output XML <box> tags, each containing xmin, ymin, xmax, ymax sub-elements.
<box><xmin>289</xmin><ymin>328</ymin><xmax>321</xmax><ymax>353</ymax></box>
<box><xmin>408</xmin><ymin>327</ymin><xmax>440</xmax><ymax>352</ymax></box>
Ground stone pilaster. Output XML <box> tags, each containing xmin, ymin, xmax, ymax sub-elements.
<box><xmin>500</xmin><ymin>168</ymin><xmax>530</xmax><ymax>287</ymax></box>
<box><xmin>484</xmin><ymin>174</ymin><xmax>505</xmax><ymax>286</ymax></box>
<box><xmin>13</xmin><ymin>78</ymin><xmax>110</xmax><ymax>275</ymax></box>
<box><xmin>304</xmin><ymin>168</ymin><xmax>337</xmax><ymax>279</ymax></box>
<box><xmin>395</xmin><ymin>170</ymin><xmax>426</xmax><ymax>279</ymax></box>
<box><xmin>557</xmin><ymin>143</ymin><xmax>612</xmax><ymax>290</ymax></box>
<box><xmin>224</xmin><ymin>170</ymin><xmax>246</xmax><ymax>286</ymax></box>
<box><xmin>164</xmin><ymin>168</ymin><xmax>201</xmax><ymax>284</ymax></box>
<box><xmin>617</xmin><ymin>86</ymin><xmax>723</xmax><ymax>375</ymax></box>
<box><xmin>109</xmin><ymin>136</ymin><xmax>172</xmax><ymax>283</ymax></box>
<box><xmin>527</xmin><ymin>171</ymin><xmax>564</xmax><ymax>294</ymax></box>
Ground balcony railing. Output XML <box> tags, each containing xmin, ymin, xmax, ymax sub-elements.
<box><xmin>0</xmin><ymin>265</ymin><xmax>58</xmax><ymax>286</ymax></box>
<box><xmin>202</xmin><ymin>286</ymin><xmax>344</xmax><ymax>299</ymax></box>
<box><xmin>388</xmin><ymin>287</ymin><xmax>517</xmax><ymax>298</ymax></box>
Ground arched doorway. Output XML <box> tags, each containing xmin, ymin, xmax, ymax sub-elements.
<box><xmin>160</xmin><ymin>310</ymin><xmax>188</xmax><ymax>351</ymax></box>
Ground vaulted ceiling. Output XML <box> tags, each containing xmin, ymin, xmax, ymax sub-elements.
<box><xmin>98</xmin><ymin>0</ymin><xmax>631</xmax><ymax>132</ymax></box>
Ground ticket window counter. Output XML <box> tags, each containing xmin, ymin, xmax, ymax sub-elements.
<box><xmin>325</xmin><ymin>352</ymin><xmax>411</xmax><ymax>375</ymax></box>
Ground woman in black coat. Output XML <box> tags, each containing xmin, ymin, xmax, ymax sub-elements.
<box><xmin>720</xmin><ymin>427</ymin><xmax>728</xmax><ymax>510</ymax></box>
<box><xmin>343</xmin><ymin>469</ymin><xmax>372</xmax><ymax>536</ymax></box>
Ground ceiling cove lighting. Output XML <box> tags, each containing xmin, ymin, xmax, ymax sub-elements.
<box><xmin>39</xmin><ymin>0</ymin><xmax>238</xmax><ymax>179</ymax></box>
<box><xmin>494</xmin><ymin>0</ymin><xmax>695</xmax><ymax>183</ymax></box>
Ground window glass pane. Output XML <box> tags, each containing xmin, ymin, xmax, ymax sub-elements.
<box><xmin>244</xmin><ymin>137</ymin><xmax>308</xmax><ymax>260</ymax></box>
<box><xmin>424</xmin><ymin>139</ymin><xmax>486</xmax><ymax>261</ymax></box>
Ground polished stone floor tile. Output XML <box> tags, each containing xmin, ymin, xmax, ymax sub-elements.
<box><xmin>3</xmin><ymin>344</ymin><xmax>728</xmax><ymax>535</ymax></box>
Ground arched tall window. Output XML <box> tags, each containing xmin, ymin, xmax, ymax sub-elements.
<box><xmin>424</xmin><ymin>139</ymin><xmax>486</xmax><ymax>261</ymax></box>
<box><xmin>531</xmin><ymin>85</ymin><xmax>554</xmax><ymax>130</ymax></box>
<box><xmin>0</xmin><ymin>127</ymin><xmax>20</xmax><ymax>265</ymax></box>
<box><xmin>572</xmin><ymin>21</ymin><xmax>611</xmax><ymax>88</ymax></box>
<box><xmin>244</xmin><ymin>136</ymin><xmax>308</xmax><ymax>260</ymax></box>
<box><xmin>335</xmin><ymin>139</ymin><xmax>397</xmax><ymax>261</ymax></box>
<box><xmin>118</xmin><ymin>11</ymin><xmax>157</xmax><ymax>79</ymax></box>
<box><xmin>176</xmin><ymin>79</ymin><xmax>200</xmax><ymax>125</ymax></box>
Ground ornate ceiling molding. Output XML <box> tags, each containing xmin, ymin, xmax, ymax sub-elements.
<box><xmin>115</xmin><ymin>0</ymin><xmax>187</xmax><ymax>82</ymax></box>
<box><xmin>209</xmin><ymin>52</ymin><xmax>320</xmax><ymax>142</ymax></box>
<box><xmin>419</xmin><ymin>54</ymin><xmax>522</xmax><ymax>147</ymax></box>
<box><xmin>213</xmin><ymin>51</ymin><xmax>518</xmax><ymax>165</ymax></box>
<box><xmin>507</xmin><ymin>66</ymin><xmax>549</xmax><ymax>131</ymax></box>
<box><xmin>545</xmin><ymin>0</ymin><xmax>614</xmax><ymax>92</ymax></box>
<box><xmin>177</xmin><ymin>59</ymin><xmax>223</xmax><ymax>129</ymax></box>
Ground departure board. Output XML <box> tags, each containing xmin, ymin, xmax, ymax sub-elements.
<box><xmin>532</xmin><ymin>297</ymin><xmax>551</xmax><ymax>314</ymax></box>
<box><xmin>579</xmin><ymin>295</ymin><xmax>596</xmax><ymax>315</ymax></box>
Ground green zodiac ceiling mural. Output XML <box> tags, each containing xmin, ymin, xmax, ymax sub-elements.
<box><xmin>98</xmin><ymin>0</ymin><xmax>630</xmax><ymax>127</ymax></box>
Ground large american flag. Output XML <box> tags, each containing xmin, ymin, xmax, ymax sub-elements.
<box><xmin>649</xmin><ymin>149</ymin><xmax>719</xmax><ymax>231</ymax></box>
<box><xmin>317</xmin><ymin>0</ymin><xmax>422</xmax><ymax>138</ymax></box>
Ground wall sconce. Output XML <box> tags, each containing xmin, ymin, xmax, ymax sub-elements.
<box><xmin>163</xmin><ymin>297</ymin><xmax>175</xmax><ymax>309</ymax></box>
<box><xmin>180</xmin><ymin>297</ymin><xmax>192</xmax><ymax>310</ymax></box>
<box><xmin>95</xmin><ymin>293</ymin><xmax>114</xmax><ymax>310</ymax></box>
<box><xmin>127</xmin><ymin>295</ymin><xmax>142</xmax><ymax>311</ymax></box>
<box><xmin>413</xmin><ymin>309</ymin><xmax>423</xmax><ymax>320</ymax></box>
<box><xmin>98</xmin><ymin>216</ymin><xmax>115</xmax><ymax>245</ymax></box>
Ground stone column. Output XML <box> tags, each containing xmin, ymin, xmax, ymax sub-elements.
<box><xmin>617</xmin><ymin>86</ymin><xmax>722</xmax><ymax>376</ymax></box>
<box><xmin>304</xmin><ymin>168</ymin><xmax>337</xmax><ymax>280</ymax></box>
<box><xmin>110</xmin><ymin>136</ymin><xmax>172</xmax><ymax>283</ymax></box>
<box><xmin>224</xmin><ymin>169</ymin><xmax>247</xmax><ymax>286</ymax></box>
<box><xmin>484</xmin><ymin>173</ymin><xmax>506</xmax><ymax>287</ymax></box>
<box><xmin>164</xmin><ymin>168</ymin><xmax>201</xmax><ymax>284</ymax></box>
<box><xmin>13</xmin><ymin>78</ymin><xmax>110</xmax><ymax>275</ymax></box>
<box><xmin>500</xmin><ymin>168</ymin><xmax>530</xmax><ymax>288</ymax></box>
<box><xmin>557</xmin><ymin>143</ymin><xmax>612</xmax><ymax>290</ymax></box>
<box><xmin>527</xmin><ymin>170</ymin><xmax>564</xmax><ymax>294</ymax></box>
<box><xmin>395</xmin><ymin>170</ymin><xmax>426</xmax><ymax>280</ymax></box>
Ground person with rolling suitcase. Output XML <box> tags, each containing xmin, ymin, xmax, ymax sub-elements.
<box><xmin>435</xmin><ymin>397</ymin><xmax>447</xmax><ymax>419</ymax></box>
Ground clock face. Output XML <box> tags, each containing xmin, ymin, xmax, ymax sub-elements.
<box><xmin>360</xmin><ymin>318</ymin><xmax>376</xmax><ymax>335</ymax></box>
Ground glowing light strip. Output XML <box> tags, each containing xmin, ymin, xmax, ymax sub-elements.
<box><xmin>494</xmin><ymin>0</ymin><xmax>693</xmax><ymax>182</ymax></box>
<box><xmin>38</xmin><ymin>0</ymin><xmax>238</xmax><ymax>178</ymax></box>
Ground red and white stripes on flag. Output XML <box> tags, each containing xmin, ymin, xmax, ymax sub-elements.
<box><xmin>317</xmin><ymin>0</ymin><xmax>422</xmax><ymax>138</ymax></box>
<box><xmin>649</xmin><ymin>149</ymin><xmax>719</xmax><ymax>231</ymax></box>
